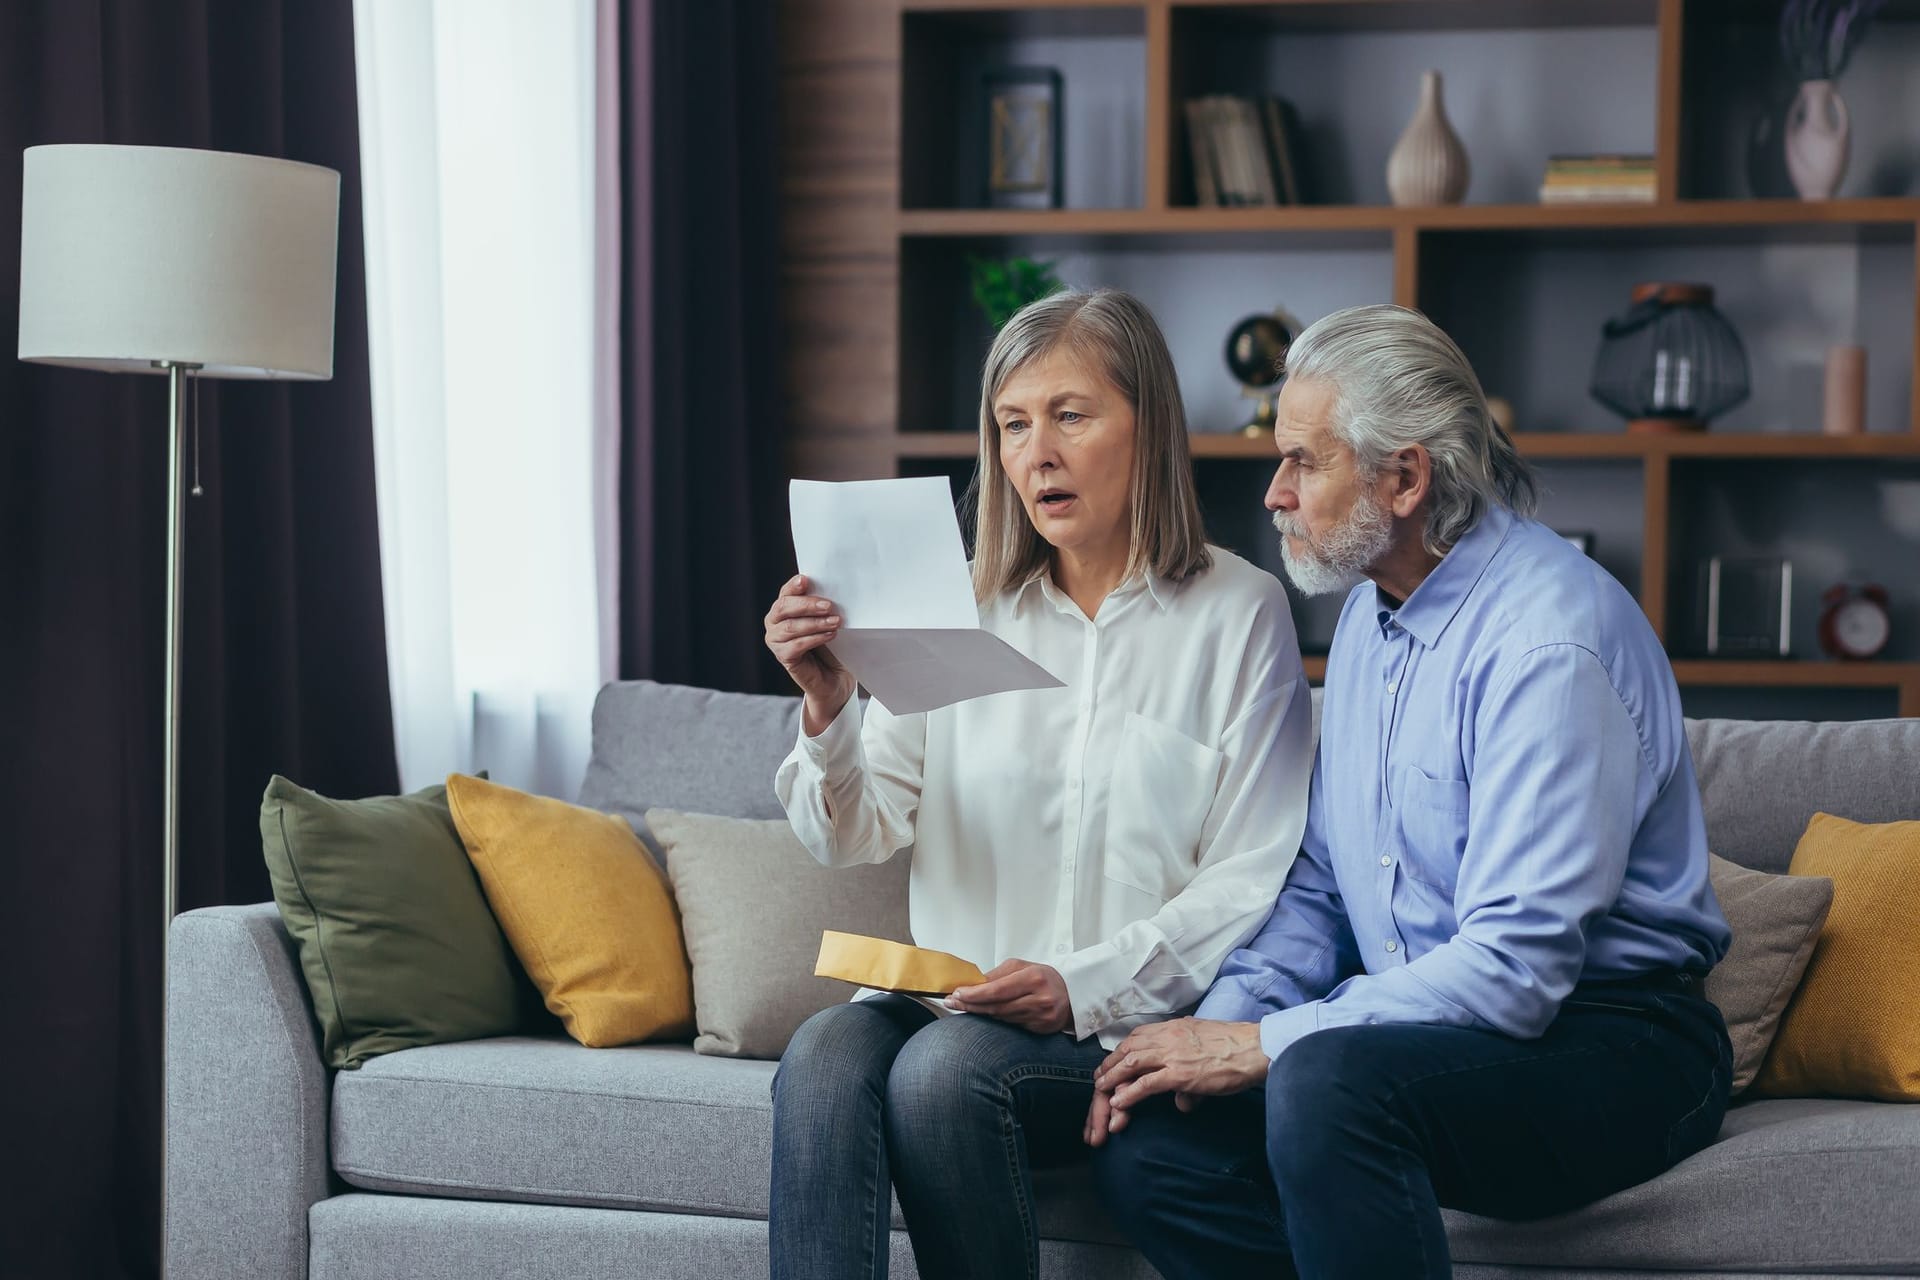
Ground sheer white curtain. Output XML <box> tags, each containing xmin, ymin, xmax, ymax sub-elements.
<box><xmin>354</xmin><ymin>0</ymin><xmax>615</xmax><ymax>797</ymax></box>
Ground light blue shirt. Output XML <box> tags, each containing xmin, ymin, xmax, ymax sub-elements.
<box><xmin>1197</xmin><ymin>504</ymin><xmax>1730</xmax><ymax>1060</ymax></box>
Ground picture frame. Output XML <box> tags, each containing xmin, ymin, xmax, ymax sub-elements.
<box><xmin>1696</xmin><ymin>555</ymin><xmax>1793</xmax><ymax>658</ymax></box>
<box><xmin>982</xmin><ymin>67</ymin><xmax>1062</xmax><ymax>210</ymax></box>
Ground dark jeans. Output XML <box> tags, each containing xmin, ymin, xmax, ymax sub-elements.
<box><xmin>1090</xmin><ymin>973</ymin><xmax>1733</xmax><ymax>1280</ymax></box>
<box><xmin>770</xmin><ymin>995</ymin><xmax>1107</xmax><ymax>1280</ymax></box>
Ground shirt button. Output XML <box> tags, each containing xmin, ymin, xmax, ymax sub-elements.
<box><xmin>1055</xmin><ymin>944</ymin><xmax>1067</xmax><ymax>955</ymax></box>
<box><xmin>1387</xmin><ymin>682</ymin><xmax>1398</xmax><ymax>694</ymax></box>
<box><xmin>1385</xmin><ymin>940</ymin><xmax>1399</xmax><ymax>954</ymax></box>
<box><xmin>1380</xmin><ymin>855</ymin><xmax>1393</xmax><ymax>867</ymax></box>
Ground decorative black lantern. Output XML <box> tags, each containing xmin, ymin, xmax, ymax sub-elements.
<box><xmin>1590</xmin><ymin>282</ymin><xmax>1750</xmax><ymax>433</ymax></box>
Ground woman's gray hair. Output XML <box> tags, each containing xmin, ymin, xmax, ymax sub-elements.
<box><xmin>1282</xmin><ymin>303</ymin><xmax>1535</xmax><ymax>554</ymax></box>
<box><xmin>968</xmin><ymin>288</ymin><xmax>1210</xmax><ymax>600</ymax></box>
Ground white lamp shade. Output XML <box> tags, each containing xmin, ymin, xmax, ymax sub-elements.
<box><xmin>18</xmin><ymin>144</ymin><xmax>340</xmax><ymax>379</ymax></box>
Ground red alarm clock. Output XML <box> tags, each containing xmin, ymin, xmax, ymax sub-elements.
<box><xmin>1818</xmin><ymin>583</ymin><xmax>1892</xmax><ymax>660</ymax></box>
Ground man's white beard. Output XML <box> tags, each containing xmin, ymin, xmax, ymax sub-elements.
<box><xmin>1274</xmin><ymin>487</ymin><xmax>1395</xmax><ymax>596</ymax></box>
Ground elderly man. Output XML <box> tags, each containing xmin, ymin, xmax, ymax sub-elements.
<box><xmin>1085</xmin><ymin>304</ymin><xmax>1733</xmax><ymax>1279</ymax></box>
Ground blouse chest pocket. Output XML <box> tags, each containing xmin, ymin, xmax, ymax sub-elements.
<box><xmin>1104</xmin><ymin>711</ymin><xmax>1225</xmax><ymax>902</ymax></box>
<box><xmin>1393</xmin><ymin>765</ymin><xmax>1471</xmax><ymax>894</ymax></box>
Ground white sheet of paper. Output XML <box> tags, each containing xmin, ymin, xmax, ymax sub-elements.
<box><xmin>790</xmin><ymin>478</ymin><xmax>1063</xmax><ymax>714</ymax></box>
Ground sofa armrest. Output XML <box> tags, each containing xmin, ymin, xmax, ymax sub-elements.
<box><xmin>166</xmin><ymin>903</ymin><xmax>328</xmax><ymax>1280</ymax></box>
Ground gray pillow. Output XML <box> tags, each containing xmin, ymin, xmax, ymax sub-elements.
<box><xmin>647</xmin><ymin>808</ymin><xmax>911</xmax><ymax>1059</ymax></box>
<box><xmin>1703</xmin><ymin>853</ymin><xmax>1834</xmax><ymax>1093</ymax></box>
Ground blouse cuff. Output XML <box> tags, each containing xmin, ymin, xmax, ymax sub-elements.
<box><xmin>1053</xmin><ymin>942</ymin><xmax>1134</xmax><ymax>1041</ymax></box>
<box><xmin>795</xmin><ymin>693</ymin><xmax>863</xmax><ymax>779</ymax></box>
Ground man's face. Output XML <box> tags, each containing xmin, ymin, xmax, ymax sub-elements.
<box><xmin>1264</xmin><ymin>377</ymin><xmax>1394</xmax><ymax>596</ymax></box>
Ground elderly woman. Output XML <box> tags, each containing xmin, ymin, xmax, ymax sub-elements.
<box><xmin>761</xmin><ymin>288</ymin><xmax>1315</xmax><ymax>1280</ymax></box>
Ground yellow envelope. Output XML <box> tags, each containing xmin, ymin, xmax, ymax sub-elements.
<box><xmin>814</xmin><ymin>930</ymin><xmax>987</xmax><ymax>996</ymax></box>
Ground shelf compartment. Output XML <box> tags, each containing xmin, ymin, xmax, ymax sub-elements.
<box><xmin>1665</xmin><ymin>458</ymin><xmax>1920</xmax><ymax>669</ymax></box>
<box><xmin>1680</xmin><ymin>1</ymin><xmax>1920</xmax><ymax>202</ymax></box>
<box><xmin>1419</xmin><ymin>232</ymin><xmax>1916</xmax><ymax>437</ymax></box>
<box><xmin>1161</xmin><ymin>1</ymin><xmax>1657</xmax><ymax>33</ymax></box>
<box><xmin>902</xmin><ymin>6</ymin><xmax>1147</xmax><ymax>212</ymax></box>
<box><xmin>1166</xmin><ymin>7</ymin><xmax>1658</xmax><ymax>208</ymax></box>
<box><xmin>898</xmin><ymin>237</ymin><xmax>1393</xmax><ymax>433</ymax></box>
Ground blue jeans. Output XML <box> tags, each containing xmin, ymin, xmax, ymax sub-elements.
<box><xmin>770</xmin><ymin>995</ymin><xmax>1107</xmax><ymax>1280</ymax></box>
<box><xmin>1090</xmin><ymin>972</ymin><xmax>1732</xmax><ymax>1280</ymax></box>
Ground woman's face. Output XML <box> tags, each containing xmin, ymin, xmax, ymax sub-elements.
<box><xmin>994</xmin><ymin>348</ymin><xmax>1137</xmax><ymax>562</ymax></box>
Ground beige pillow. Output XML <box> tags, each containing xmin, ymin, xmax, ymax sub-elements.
<box><xmin>1702</xmin><ymin>853</ymin><xmax>1833</xmax><ymax>1093</ymax></box>
<box><xmin>647</xmin><ymin>808</ymin><xmax>911</xmax><ymax>1059</ymax></box>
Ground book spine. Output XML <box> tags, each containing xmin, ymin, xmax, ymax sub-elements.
<box><xmin>1184</xmin><ymin>99</ymin><xmax>1219</xmax><ymax>207</ymax></box>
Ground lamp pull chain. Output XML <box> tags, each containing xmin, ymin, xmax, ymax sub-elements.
<box><xmin>189</xmin><ymin>371</ymin><xmax>204</xmax><ymax>498</ymax></box>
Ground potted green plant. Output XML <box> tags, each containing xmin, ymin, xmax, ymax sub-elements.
<box><xmin>967</xmin><ymin>255</ymin><xmax>1064</xmax><ymax>330</ymax></box>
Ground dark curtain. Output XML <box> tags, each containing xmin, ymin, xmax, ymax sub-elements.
<box><xmin>618</xmin><ymin>0</ymin><xmax>792</xmax><ymax>692</ymax></box>
<box><xmin>0</xmin><ymin>4</ymin><xmax>398</xmax><ymax>1277</ymax></box>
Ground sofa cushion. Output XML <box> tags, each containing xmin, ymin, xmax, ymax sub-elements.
<box><xmin>1753</xmin><ymin>812</ymin><xmax>1920</xmax><ymax>1101</ymax></box>
<box><xmin>649</xmin><ymin>808</ymin><xmax>910</xmax><ymax>1060</ymax></box>
<box><xmin>1444</xmin><ymin>1096</ymin><xmax>1920</xmax><ymax>1272</ymax></box>
<box><xmin>259</xmin><ymin>775</ymin><xmax>532</xmax><ymax>1070</ymax></box>
<box><xmin>449</xmin><ymin>776</ymin><xmax>694</xmax><ymax>1048</ymax></box>
<box><xmin>1685</xmin><ymin>717</ymin><xmax>1920</xmax><ymax>873</ymax></box>
<box><xmin>1701</xmin><ymin>854</ymin><xmax>1833</xmax><ymax>1093</ymax></box>
<box><xmin>330</xmin><ymin>1037</ymin><xmax>1129</xmax><ymax>1245</ymax></box>
<box><xmin>576</xmin><ymin>682</ymin><xmax>804</xmax><ymax>860</ymax></box>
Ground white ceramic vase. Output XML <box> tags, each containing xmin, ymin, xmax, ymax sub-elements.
<box><xmin>1785</xmin><ymin>79</ymin><xmax>1850</xmax><ymax>200</ymax></box>
<box><xmin>1387</xmin><ymin>70</ymin><xmax>1469</xmax><ymax>206</ymax></box>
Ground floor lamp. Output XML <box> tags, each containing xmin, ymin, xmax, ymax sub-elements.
<box><xmin>16</xmin><ymin>143</ymin><xmax>340</xmax><ymax>1273</ymax></box>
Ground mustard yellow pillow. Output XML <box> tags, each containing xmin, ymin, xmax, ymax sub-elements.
<box><xmin>1752</xmin><ymin>812</ymin><xmax>1920</xmax><ymax>1100</ymax></box>
<box><xmin>447</xmin><ymin>775</ymin><xmax>693</xmax><ymax>1047</ymax></box>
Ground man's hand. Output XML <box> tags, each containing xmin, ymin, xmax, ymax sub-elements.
<box><xmin>947</xmin><ymin>960</ymin><xmax>1072</xmax><ymax>1035</ymax></box>
<box><xmin>1082</xmin><ymin>1018</ymin><xmax>1268</xmax><ymax>1146</ymax></box>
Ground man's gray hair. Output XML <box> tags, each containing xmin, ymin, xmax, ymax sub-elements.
<box><xmin>1282</xmin><ymin>304</ymin><xmax>1535</xmax><ymax>554</ymax></box>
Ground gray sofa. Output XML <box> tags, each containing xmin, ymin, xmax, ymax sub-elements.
<box><xmin>167</xmin><ymin>680</ymin><xmax>1920</xmax><ymax>1279</ymax></box>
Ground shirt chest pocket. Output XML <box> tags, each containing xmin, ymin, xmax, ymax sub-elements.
<box><xmin>1104</xmin><ymin>712</ymin><xmax>1225</xmax><ymax>902</ymax></box>
<box><xmin>1394</xmin><ymin>766</ymin><xmax>1470</xmax><ymax>895</ymax></box>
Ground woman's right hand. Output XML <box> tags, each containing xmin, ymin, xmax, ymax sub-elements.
<box><xmin>765</xmin><ymin>575</ymin><xmax>856</xmax><ymax>734</ymax></box>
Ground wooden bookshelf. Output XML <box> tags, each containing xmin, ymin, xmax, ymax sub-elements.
<box><xmin>776</xmin><ymin>0</ymin><xmax>1920</xmax><ymax>714</ymax></box>
<box><xmin>898</xmin><ymin>197</ymin><xmax>1920</xmax><ymax>239</ymax></box>
<box><xmin>899</xmin><ymin>430</ymin><xmax>1920</xmax><ymax>461</ymax></box>
<box><xmin>1299</xmin><ymin>655</ymin><xmax>1920</xmax><ymax>716</ymax></box>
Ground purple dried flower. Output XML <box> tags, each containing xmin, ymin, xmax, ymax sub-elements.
<box><xmin>1780</xmin><ymin>0</ymin><xmax>1886</xmax><ymax>81</ymax></box>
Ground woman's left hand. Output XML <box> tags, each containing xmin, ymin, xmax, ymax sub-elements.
<box><xmin>947</xmin><ymin>959</ymin><xmax>1072</xmax><ymax>1034</ymax></box>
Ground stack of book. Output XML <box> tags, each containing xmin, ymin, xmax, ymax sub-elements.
<box><xmin>1184</xmin><ymin>95</ymin><xmax>1305</xmax><ymax>207</ymax></box>
<box><xmin>1538</xmin><ymin>154</ymin><xmax>1656</xmax><ymax>204</ymax></box>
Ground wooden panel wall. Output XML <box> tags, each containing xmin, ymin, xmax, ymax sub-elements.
<box><xmin>779</xmin><ymin>0</ymin><xmax>903</xmax><ymax>480</ymax></box>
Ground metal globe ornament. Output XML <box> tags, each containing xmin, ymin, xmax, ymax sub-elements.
<box><xmin>1225</xmin><ymin>308</ymin><xmax>1299</xmax><ymax>437</ymax></box>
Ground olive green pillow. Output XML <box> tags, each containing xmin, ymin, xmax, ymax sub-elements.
<box><xmin>261</xmin><ymin>774</ymin><xmax>531</xmax><ymax>1069</ymax></box>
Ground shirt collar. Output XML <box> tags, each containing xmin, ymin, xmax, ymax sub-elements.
<box><xmin>1019</xmin><ymin>564</ymin><xmax>1174</xmax><ymax>615</ymax></box>
<box><xmin>1382</xmin><ymin>503</ymin><xmax>1514</xmax><ymax>647</ymax></box>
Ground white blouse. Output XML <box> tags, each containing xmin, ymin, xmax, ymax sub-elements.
<box><xmin>774</xmin><ymin>546</ymin><xmax>1315</xmax><ymax>1047</ymax></box>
